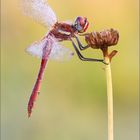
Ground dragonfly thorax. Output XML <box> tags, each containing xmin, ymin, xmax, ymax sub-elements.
<box><xmin>49</xmin><ymin>22</ymin><xmax>77</xmax><ymax>41</ymax></box>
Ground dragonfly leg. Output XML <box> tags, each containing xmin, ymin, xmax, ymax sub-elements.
<box><xmin>71</xmin><ymin>39</ymin><xmax>106</xmax><ymax>64</ymax></box>
<box><xmin>75</xmin><ymin>36</ymin><xmax>89</xmax><ymax>50</ymax></box>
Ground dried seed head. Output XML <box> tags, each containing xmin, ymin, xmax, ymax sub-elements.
<box><xmin>85</xmin><ymin>28</ymin><xmax>119</xmax><ymax>49</ymax></box>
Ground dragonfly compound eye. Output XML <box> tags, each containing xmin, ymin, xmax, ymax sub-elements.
<box><xmin>74</xmin><ymin>16</ymin><xmax>89</xmax><ymax>33</ymax></box>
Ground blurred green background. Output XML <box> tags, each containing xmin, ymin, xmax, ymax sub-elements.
<box><xmin>1</xmin><ymin>0</ymin><xmax>139</xmax><ymax>140</ymax></box>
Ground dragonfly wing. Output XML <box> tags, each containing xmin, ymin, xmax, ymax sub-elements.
<box><xmin>49</xmin><ymin>42</ymin><xmax>74</xmax><ymax>61</ymax></box>
<box><xmin>26</xmin><ymin>36</ymin><xmax>74</xmax><ymax>61</ymax></box>
<box><xmin>21</xmin><ymin>0</ymin><xmax>57</xmax><ymax>28</ymax></box>
<box><xmin>26</xmin><ymin>37</ymin><xmax>47</xmax><ymax>58</ymax></box>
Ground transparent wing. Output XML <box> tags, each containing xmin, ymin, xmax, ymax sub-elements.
<box><xmin>21</xmin><ymin>0</ymin><xmax>57</xmax><ymax>28</ymax></box>
<box><xmin>26</xmin><ymin>36</ymin><xmax>74</xmax><ymax>61</ymax></box>
<box><xmin>26</xmin><ymin>37</ymin><xmax>48</xmax><ymax>58</ymax></box>
<box><xmin>49</xmin><ymin>42</ymin><xmax>74</xmax><ymax>61</ymax></box>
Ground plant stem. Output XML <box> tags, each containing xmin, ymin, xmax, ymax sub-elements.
<box><xmin>105</xmin><ymin>56</ymin><xmax>114</xmax><ymax>140</ymax></box>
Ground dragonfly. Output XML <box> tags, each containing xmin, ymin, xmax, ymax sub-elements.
<box><xmin>22</xmin><ymin>0</ymin><xmax>90</xmax><ymax>117</ymax></box>
<box><xmin>22</xmin><ymin>0</ymin><xmax>105</xmax><ymax>117</ymax></box>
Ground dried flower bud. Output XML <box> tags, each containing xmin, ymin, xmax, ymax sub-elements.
<box><xmin>85</xmin><ymin>28</ymin><xmax>119</xmax><ymax>49</ymax></box>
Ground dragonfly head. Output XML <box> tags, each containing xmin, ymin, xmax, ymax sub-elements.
<box><xmin>74</xmin><ymin>16</ymin><xmax>89</xmax><ymax>33</ymax></box>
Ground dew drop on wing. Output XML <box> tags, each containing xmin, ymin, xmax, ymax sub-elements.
<box><xmin>21</xmin><ymin>0</ymin><xmax>57</xmax><ymax>28</ymax></box>
<box><xmin>49</xmin><ymin>41</ymin><xmax>74</xmax><ymax>62</ymax></box>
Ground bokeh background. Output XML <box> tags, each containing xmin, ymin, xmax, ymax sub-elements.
<box><xmin>1</xmin><ymin>0</ymin><xmax>139</xmax><ymax>140</ymax></box>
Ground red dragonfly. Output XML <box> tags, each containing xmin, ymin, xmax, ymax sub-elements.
<box><xmin>22</xmin><ymin>0</ymin><xmax>92</xmax><ymax>117</ymax></box>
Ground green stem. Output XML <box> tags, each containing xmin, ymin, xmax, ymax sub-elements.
<box><xmin>105</xmin><ymin>56</ymin><xmax>114</xmax><ymax>140</ymax></box>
